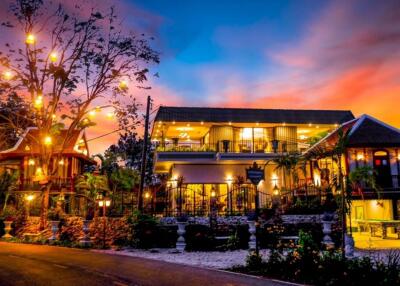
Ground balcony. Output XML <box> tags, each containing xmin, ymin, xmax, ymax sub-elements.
<box><xmin>20</xmin><ymin>177</ymin><xmax>75</xmax><ymax>193</ymax></box>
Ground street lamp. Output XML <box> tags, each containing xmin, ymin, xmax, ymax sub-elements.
<box><xmin>97</xmin><ymin>194</ymin><xmax>111</xmax><ymax>249</ymax></box>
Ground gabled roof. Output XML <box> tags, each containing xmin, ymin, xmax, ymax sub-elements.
<box><xmin>347</xmin><ymin>115</ymin><xmax>400</xmax><ymax>147</ymax></box>
<box><xmin>154</xmin><ymin>106</ymin><xmax>355</xmax><ymax>124</ymax></box>
<box><xmin>0</xmin><ymin>127</ymin><xmax>93</xmax><ymax>162</ymax></box>
<box><xmin>305</xmin><ymin>114</ymin><xmax>400</xmax><ymax>155</ymax></box>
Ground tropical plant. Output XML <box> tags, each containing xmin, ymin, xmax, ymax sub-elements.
<box><xmin>0</xmin><ymin>170</ymin><xmax>19</xmax><ymax>211</ymax></box>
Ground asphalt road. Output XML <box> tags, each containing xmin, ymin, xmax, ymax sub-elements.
<box><xmin>0</xmin><ymin>242</ymin><xmax>292</xmax><ymax>286</ymax></box>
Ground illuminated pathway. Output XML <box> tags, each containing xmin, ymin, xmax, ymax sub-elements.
<box><xmin>0</xmin><ymin>242</ymin><xmax>290</xmax><ymax>286</ymax></box>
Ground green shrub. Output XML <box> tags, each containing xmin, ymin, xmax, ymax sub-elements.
<box><xmin>185</xmin><ymin>224</ymin><xmax>215</xmax><ymax>251</ymax></box>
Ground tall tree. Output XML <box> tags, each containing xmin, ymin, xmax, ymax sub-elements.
<box><xmin>0</xmin><ymin>0</ymin><xmax>159</xmax><ymax>228</ymax></box>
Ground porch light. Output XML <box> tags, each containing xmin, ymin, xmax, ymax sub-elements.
<box><xmin>226</xmin><ymin>175</ymin><xmax>233</xmax><ymax>184</ymax></box>
<box><xmin>211</xmin><ymin>190</ymin><xmax>216</xmax><ymax>198</ymax></box>
<box><xmin>172</xmin><ymin>121</ymin><xmax>176</xmax><ymax>125</ymax></box>
<box><xmin>316</xmin><ymin>125</ymin><xmax>320</xmax><ymax>129</ymax></box>
<box><xmin>26</xmin><ymin>34</ymin><xmax>36</xmax><ymax>45</ymax></box>
<box><xmin>28</xmin><ymin>158</ymin><xmax>35</xmax><ymax>166</ymax></box>
<box><xmin>49</xmin><ymin>52</ymin><xmax>58</xmax><ymax>63</ymax></box>
<box><xmin>308</xmin><ymin>123</ymin><xmax>312</xmax><ymax>127</ymax></box>
<box><xmin>144</xmin><ymin>192</ymin><xmax>150</xmax><ymax>199</ymax></box>
<box><xmin>273</xmin><ymin>184</ymin><xmax>280</xmax><ymax>196</ymax></box>
<box><xmin>44</xmin><ymin>136</ymin><xmax>52</xmax><ymax>146</ymax></box>
<box><xmin>2</xmin><ymin>70</ymin><xmax>13</xmax><ymax>80</ymax></box>
<box><xmin>25</xmin><ymin>194</ymin><xmax>35</xmax><ymax>202</ymax></box>
<box><xmin>356</xmin><ymin>152</ymin><xmax>364</xmax><ymax>161</ymax></box>
<box><xmin>229</xmin><ymin>122</ymin><xmax>232</xmax><ymax>125</ymax></box>
<box><xmin>200</xmin><ymin>121</ymin><xmax>204</xmax><ymax>125</ymax></box>
<box><xmin>256</xmin><ymin>122</ymin><xmax>259</xmax><ymax>126</ymax></box>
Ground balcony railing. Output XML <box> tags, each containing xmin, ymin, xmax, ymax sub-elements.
<box><xmin>20</xmin><ymin>177</ymin><xmax>75</xmax><ymax>192</ymax></box>
<box><xmin>156</xmin><ymin>140</ymin><xmax>300</xmax><ymax>154</ymax></box>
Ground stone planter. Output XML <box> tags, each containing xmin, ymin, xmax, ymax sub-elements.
<box><xmin>176</xmin><ymin>222</ymin><xmax>187</xmax><ymax>252</ymax></box>
<box><xmin>322</xmin><ymin>220</ymin><xmax>335</xmax><ymax>249</ymax></box>
<box><xmin>80</xmin><ymin>220</ymin><xmax>92</xmax><ymax>247</ymax></box>
<box><xmin>49</xmin><ymin>220</ymin><xmax>60</xmax><ymax>242</ymax></box>
<box><xmin>2</xmin><ymin>221</ymin><xmax>13</xmax><ymax>239</ymax></box>
<box><xmin>247</xmin><ymin>220</ymin><xmax>256</xmax><ymax>250</ymax></box>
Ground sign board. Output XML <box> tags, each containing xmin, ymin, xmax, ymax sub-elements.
<box><xmin>246</xmin><ymin>162</ymin><xmax>264</xmax><ymax>185</ymax></box>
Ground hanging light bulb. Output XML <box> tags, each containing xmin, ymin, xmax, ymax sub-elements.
<box><xmin>44</xmin><ymin>136</ymin><xmax>52</xmax><ymax>146</ymax></box>
<box><xmin>34</xmin><ymin>95</ymin><xmax>43</xmax><ymax>109</ymax></box>
<box><xmin>26</xmin><ymin>34</ymin><xmax>36</xmax><ymax>45</ymax></box>
<box><xmin>119</xmin><ymin>80</ymin><xmax>128</xmax><ymax>90</ymax></box>
<box><xmin>2</xmin><ymin>70</ymin><xmax>13</xmax><ymax>80</ymax></box>
<box><xmin>49</xmin><ymin>51</ymin><xmax>58</xmax><ymax>63</ymax></box>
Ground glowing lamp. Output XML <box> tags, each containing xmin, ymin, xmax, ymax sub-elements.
<box><xmin>273</xmin><ymin>184</ymin><xmax>280</xmax><ymax>196</ymax></box>
<box><xmin>119</xmin><ymin>80</ymin><xmax>128</xmax><ymax>90</ymax></box>
<box><xmin>49</xmin><ymin>52</ymin><xmax>58</xmax><ymax>63</ymax></box>
<box><xmin>3</xmin><ymin>70</ymin><xmax>13</xmax><ymax>80</ymax></box>
<box><xmin>105</xmin><ymin>200</ymin><xmax>111</xmax><ymax>207</ymax></box>
<box><xmin>58</xmin><ymin>159</ymin><xmax>64</xmax><ymax>165</ymax></box>
<box><xmin>34</xmin><ymin>95</ymin><xmax>43</xmax><ymax>108</ymax></box>
<box><xmin>28</xmin><ymin>158</ymin><xmax>35</xmax><ymax>166</ymax></box>
<box><xmin>106</xmin><ymin>112</ymin><xmax>114</xmax><ymax>119</ymax></box>
<box><xmin>25</xmin><ymin>194</ymin><xmax>35</xmax><ymax>202</ymax></box>
<box><xmin>356</xmin><ymin>152</ymin><xmax>364</xmax><ymax>161</ymax></box>
<box><xmin>144</xmin><ymin>192</ymin><xmax>150</xmax><ymax>199</ymax></box>
<box><xmin>89</xmin><ymin>110</ymin><xmax>96</xmax><ymax>117</ymax></box>
<box><xmin>26</xmin><ymin>34</ymin><xmax>36</xmax><ymax>45</ymax></box>
<box><xmin>211</xmin><ymin>190</ymin><xmax>216</xmax><ymax>198</ymax></box>
<box><xmin>51</xmin><ymin>114</ymin><xmax>56</xmax><ymax>120</ymax></box>
<box><xmin>44</xmin><ymin>136</ymin><xmax>52</xmax><ymax>146</ymax></box>
<box><xmin>98</xmin><ymin>200</ymin><xmax>104</xmax><ymax>207</ymax></box>
<box><xmin>200</xmin><ymin>121</ymin><xmax>204</xmax><ymax>125</ymax></box>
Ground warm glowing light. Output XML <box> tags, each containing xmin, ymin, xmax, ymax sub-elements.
<box><xmin>119</xmin><ymin>80</ymin><xmax>128</xmax><ymax>90</ymax></box>
<box><xmin>299</xmin><ymin>135</ymin><xmax>308</xmax><ymax>140</ymax></box>
<box><xmin>334</xmin><ymin>123</ymin><xmax>339</xmax><ymax>128</ymax></box>
<box><xmin>25</xmin><ymin>194</ymin><xmax>35</xmax><ymax>202</ymax></box>
<box><xmin>316</xmin><ymin>125</ymin><xmax>320</xmax><ymax>129</ymax></box>
<box><xmin>49</xmin><ymin>52</ymin><xmax>58</xmax><ymax>63</ymax></box>
<box><xmin>95</xmin><ymin>106</ymin><xmax>101</xmax><ymax>112</ymax></box>
<box><xmin>398</xmin><ymin>153</ymin><xmax>400</xmax><ymax>160</ymax></box>
<box><xmin>144</xmin><ymin>192</ymin><xmax>150</xmax><ymax>199</ymax></box>
<box><xmin>82</xmin><ymin>118</ymin><xmax>89</xmax><ymax>124</ymax></box>
<box><xmin>200</xmin><ymin>121</ymin><xmax>204</xmax><ymax>125</ymax></box>
<box><xmin>51</xmin><ymin>114</ymin><xmax>56</xmax><ymax>120</ymax></box>
<box><xmin>226</xmin><ymin>175</ymin><xmax>233</xmax><ymax>184</ymax></box>
<box><xmin>283</xmin><ymin>122</ymin><xmax>286</xmax><ymax>126</ymax></box>
<box><xmin>88</xmin><ymin>110</ymin><xmax>96</xmax><ymax>118</ymax></box>
<box><xmin>172</xmin><ymin>121</ymin><xmax>176</xmax><ymax>125</ymax></box>
<box><xmin>176</xmin><ymin>127</ymin><xmax>193</xmax><ymax>131</ymax></box>
<box><xmin>273</xmin><ymin>185</ymin><xmax>280</xmax><ymax>196</ymax></box>
<box><xmin>308</xmin><ymin>123</ymin><xmax>312</xmax><ymax>127</ymax></box>
<box><xmin>44</xmin><ymin>136</ymin><xmax>52</xmax><ymax>146</ymax></box>
<box><xmin>211</xmin><ymin>190</ymin><xmax>216</xmax><ymax>197</ymax></box>
<box><xmin>35</xmin><ymin>167</ymin><xmax>43</xmax><ymax>176</ymax></box>
<box><xmin>58</xmin><ymin>159</ymin><xmax>64</xmax><ymax>165</ymax></box>
<box><xmin>26</xmin><ymin>34</ymin><xmax>36</xmax><ymax>45</ymax></box>
<box><xmin>98</xmin><ymin>200</ymin><xmax>104</xmax><ymax>207</ymax></box>
<box><xmin>106</xmin><ymin>112</ymin><xmax>114</xmax><ymax>119</ymax></box>
<box><xmin>28</xmin><ymin>158</ymin><xmax>35</xmax><ymax>166</ymax></box>
<box><xmin>297</xmin><ymin>129</ymin><xmax>311</xmax><ymax>134</ymax></box>
<box><xmin>105</xmin><ymin>200</ymin><xmax>111</xmax><ymax>207</ymax></box>
<box><xmin>3</xmin><ymin>70</ymin><xmax>13</xmax><ymax>80</ymax></box>
<box><xmin>256</xmin><ymin>122</ymin><xmax>259</xmax><ymax>126</ymax></box>
<box><xmin>34</xmin><ymin>95</ymin><xmax>43</xmax><ymax>108</ymax></box>
<box><xmin>356</xmin><ymin>152</ymin><xmax>365</xmax><ymax>161</ymax></box>
<box><xmin>241</xmin><ymin>128</ymin><xmax>252</xmax><ymax>140</ymax></box>
<box><xmin>228</xmin><ymin>122</ymin><xmax>232</xmax><ymax>125</ymax></box>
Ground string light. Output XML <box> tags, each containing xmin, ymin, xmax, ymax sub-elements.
<box><xmin>34</xmin><ymin>95</ymin><xmax>43</xmax><ymax>108</ymax></box>
<box><xmin>119</xmin><ymin>80</ymin><xmax>128</xmax><ymax>90</ymax></box>
<box><xmin>89</xmin><ymin>110</ymin><xmax>96</xmax><ymax>117</ymax></box>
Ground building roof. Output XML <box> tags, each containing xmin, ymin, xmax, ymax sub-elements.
<box><xmin>154</xmin><ymin>106</ymin><xmax>355</xmax><ymax>124</ymax></box>
<box><xmin>305</xmin><ymin>114</ymin><xmax>400</xmax><ymax>155</ymax></box>
<box><xmin>0</xmin><ymin>127</ymin><xmax>94</xmax><ymax>162</ymax></box>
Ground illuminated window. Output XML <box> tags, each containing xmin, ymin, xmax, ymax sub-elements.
<box><xmin>240</xmin><ymin>128</ymin><xmax>252</xmax><ymax>140</ymax></box>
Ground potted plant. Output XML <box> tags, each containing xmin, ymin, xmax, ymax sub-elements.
<box><xmin>1</xmin><ymin>206</ymin><xmax>17</xmax><ymax>239</ymax></box>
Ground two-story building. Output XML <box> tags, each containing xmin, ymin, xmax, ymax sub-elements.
<box><xmin>0</xmin><ymin>127</ymin><xmax>95</xmax><ymax>212</ymax></box>
<box><xmin>306</xmin><ymin>114</ymin><xmax>400</xmax><ymax>238</ymax></box>
<box><xmin>151</xmin><ymin>106</ymin><xmax>355</xmax><ymax>216</ymax></box>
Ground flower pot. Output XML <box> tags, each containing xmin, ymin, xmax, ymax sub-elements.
<box><xmin>176</xmin><ymin>222</ymin><xmax>187</xmax><ymax>252</ymax></box>
<box><xmin>80</xmin><ymin>220</ymin><xmax>92</xmax><ymax>247</ymax></box>
<box><xmin>2</xmin><ymin>221</ymin><xmax>13</xmax><ymax>239</ymax></box>
<box><xmin>49</xmin><ymin>221</ymin><xmax>60</xmax><ymax>242</ymax></box>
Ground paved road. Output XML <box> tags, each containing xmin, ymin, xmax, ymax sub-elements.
<box><xmin>0</xmin><ymin>242</ymin><xmax>291</xmax><ymax>286</ymax></box>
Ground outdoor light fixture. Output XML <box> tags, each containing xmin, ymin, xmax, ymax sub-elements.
<box><xmin>25</xmin><ymin>194</ymin><xmax>34</xmax><ymax>202</ymax></box>
<box><xmin>211</xmin><ymin>190</ymin><xmax>216</xmax><ymax>198</ymax></box>
<box><xmin>273</xmin><ymin>184</ymin><xmax>280</xmax><ymax>196</ymax></box>
<box><xmin>44</xmin><ymin>136</ymin><xmax>52</xmax><ymax>146</ymax></box>
<box><xmin>25</xmin><ymin>34</ymin><xmax>36</xmax><ymax>45</ymax></box>
<box><xmin>58</xmin><ymin>159</ymin><xmax>64</xmax><ymax>165</ymax></box>
<box><xmin>49</xmin><ymin>52</ymin><xmax>58</xmax><ymax>63</ymax></box>
<box><xmin>2</xmin><ymin>70</ymin><xmax>13</xmax><ymax>80</ymax></box>
<box><xmin>119</xmin><ymin>80</ymin><xmax>128</xmax><ymax>90</ymax></box>
<box><xmin>34</xmin><ymin>95</ymin><xmax>43</xmax><ymax>108</ymax></box>
<box><xmin>51</xmin><ymin>114</ymin><xmax>56</xmax><ymax>120</ymax></box>
<box><xmin>144</xmin><ymin>192</ymin><xmax>150</xmax><ymax>199</ymax></box>
<box><xmin>356</xmin><ymin>152</ymin><xmax>364</xmax><ymax>161</ymax></box>
<box><xmin>308</xmin><ymin>123</ymin><xmax>312</xmax><ymax>127</ymax></box>
<box><xmin>28</xmin><ymin>158</ymin><xmax>35</xmax><ymax>166</ymax></box>
<box><xmin>172</xmin><ymin>121</ymin><xmax>176</xmax><ymax>125</ymax></box>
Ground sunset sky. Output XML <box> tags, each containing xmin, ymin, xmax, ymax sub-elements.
<box><xmin>3</xmin><ymin>0</ymin><xmax>400</xmax><ymax>154</ymax></box>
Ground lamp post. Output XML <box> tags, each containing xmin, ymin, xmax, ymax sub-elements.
<box><xmin>97</xmin><ymin>194</ymin><xmax>111</xmax><ymax>249</ymax></box>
